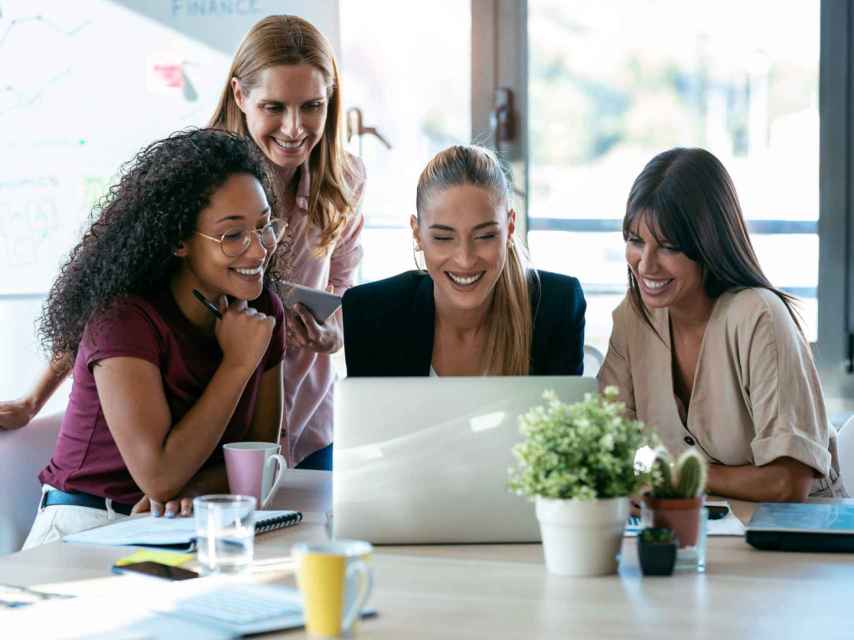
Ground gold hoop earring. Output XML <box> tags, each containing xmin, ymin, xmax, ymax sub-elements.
<box><xmin>412</xmin><ymin>239</ymin><xmax>425</xmax><ymax>271</ymax></box>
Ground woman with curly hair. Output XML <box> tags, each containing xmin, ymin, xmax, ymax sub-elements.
<box><xmin>22</xmin><ymin>128</ymin><xmax>288</xmax><ymax>548</ymax></box>
<box><xmin>1</xmin><ymin>16</ymin><xmax>364</xmax><ymax>473</ymax></box>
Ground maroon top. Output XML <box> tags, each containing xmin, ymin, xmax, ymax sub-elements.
<box><xmin>40</xmin><ymin>287</ymin><xmax>286</xmax><ymax>505</ymax></box>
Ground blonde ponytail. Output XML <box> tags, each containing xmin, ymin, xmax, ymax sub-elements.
<box><xmin>416</xmin><ymin>145</ymin><xmax>533</xmax><ymax>374</ymax></box>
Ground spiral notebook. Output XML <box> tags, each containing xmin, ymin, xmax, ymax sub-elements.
<box><xmin>64</xmin><ymin>510</ymin><xmax>302</xmax><ymax>551</ymax></box>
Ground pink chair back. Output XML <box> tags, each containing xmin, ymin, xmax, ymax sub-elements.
<box><xmin>0</xmin><ymin>413</ymin><xmax>63</xmax><ymax>553</ymax></box>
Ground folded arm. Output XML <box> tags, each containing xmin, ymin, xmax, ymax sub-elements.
<box><xmin>95</xmin><ymin>356</ymin><xmax>256</xmax><ymax>504</ymax></box>
<box><xmin>706</xmin><ymin>456</ymin><xmax>814</xmax><ymax>502</ymax></box>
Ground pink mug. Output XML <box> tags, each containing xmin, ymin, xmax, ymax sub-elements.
<box><xmin>223</xmin><ymin>442</ymin><xmax>287</xmax><ymax>509</ymax></box>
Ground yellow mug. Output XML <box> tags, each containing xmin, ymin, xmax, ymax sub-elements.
<box><xmin>293</xmin><ymin>540</ymin><xmax>373</xmax><ymax>637</ymax></box>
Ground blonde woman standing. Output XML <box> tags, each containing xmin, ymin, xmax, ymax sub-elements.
<box><xmin>209</xmin><ymin>16</ymin><xmax>364</xmax><ymax>471</ymax></box>
<box><xmin>342</xmin><ymin>145</ymin><xmax>585</xmax><ymax>376</ymax></box>
<box><xmin>1</xmin><ymin>16</ymin><xmax>363</xmax><ymax>475</ymax></box>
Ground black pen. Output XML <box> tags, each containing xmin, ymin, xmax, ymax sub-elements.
<box><xmin>192</xmin><ymin>288</ymin><xmax>223</xmax><ymax>319</ymax></box>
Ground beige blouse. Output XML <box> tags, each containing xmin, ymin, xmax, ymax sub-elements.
<box><xmin>598</xmin><ymin>288</ymin><xmax>845</xmax><ymax>497</ymax></box>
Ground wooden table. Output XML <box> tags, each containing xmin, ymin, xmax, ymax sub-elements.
<box><xmin>3</xmin><ymin>471</ymin><xmax>854</xmax><ymax>639</ymax></box>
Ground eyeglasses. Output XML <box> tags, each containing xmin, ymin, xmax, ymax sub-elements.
<box><xmin>196</xmin><ymin>219</ymin><xmax>287</xmax><ymax>258</ymax></box>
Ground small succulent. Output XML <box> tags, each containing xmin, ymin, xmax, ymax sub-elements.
<box><xmin>649</xmin><ymin>447</ymin><xmax>707</xmax><ymax>499</ymax></box>
<box><xmin>639</xmin><ymin>527</ymin><xmax>675</xmax><ymax>544</ymax></box>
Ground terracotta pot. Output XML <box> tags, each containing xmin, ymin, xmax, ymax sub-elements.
<box><xmin>643</xmin><ymin>495</ymin><xmax>704</xmax><ymax>547</ymax></box>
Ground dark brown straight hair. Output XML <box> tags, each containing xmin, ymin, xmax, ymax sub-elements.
<box><xmin>623</xmin><ymin>147</ymin><xmax>802</xmax><ymax>335</ymax></box>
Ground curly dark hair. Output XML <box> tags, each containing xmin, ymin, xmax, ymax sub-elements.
<box><xmin>39</xmin><ymin>127</ymin><xmax>281</xmax><ymax>360</ymax></box>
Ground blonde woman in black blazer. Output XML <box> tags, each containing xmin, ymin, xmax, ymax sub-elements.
<box><xmin>342</xmin><ymin>145</ymin><xmax>586</xmax><ymax>377</ymax></box>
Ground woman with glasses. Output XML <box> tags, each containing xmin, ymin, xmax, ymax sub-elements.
<box><xmin>1</xmin><ymin>16</ymin><xmax>364</xmax><ymax>473</ymax></box>
<box><xmin>23</xmin><ymin>128</ymin><xmax>288</xmax><ymax>547</ymax></box>
<box><xmin>598</xmin><ymin>147</ymin><xmax>844</xmax><ymax>501</ymax></box>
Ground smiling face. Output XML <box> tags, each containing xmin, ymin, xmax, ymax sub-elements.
<box><xmin>625</xmin><ymin>212</ymin><xmax>707</xmax><ymax>312</ymax></box>
<box><xmin>412</xmin><ymin>184</ymin><xmax>515</xmax><ymax>315</ymax></box>
<box><xmin>232</xmin><ymin>64</ymin><xmax>329</xmax><ymax>173</ymax></box>
<box><xmin>177</xmin><ymin>173</ymin><xmax>272</xmax><ymax>301</ymax></box>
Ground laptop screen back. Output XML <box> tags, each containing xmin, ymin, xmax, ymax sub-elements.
<box><xmin>332</xmin><ymin>376</ymin><xmax>598</xmax><ymax>544</ymax></box>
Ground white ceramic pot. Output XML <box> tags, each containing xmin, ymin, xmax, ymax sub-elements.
<box><xmin>535</xmin><ymin>496</ymin><xmax>629</xmax><ymax>576</ymax></box>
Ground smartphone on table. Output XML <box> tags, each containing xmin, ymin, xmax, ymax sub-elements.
<box><xmin>706</xmin><ymin>505</ymin><xmax>730</xmax><ymax>520</ymax></box>
<box><xmin>112</xmin><ymin>561</ymin><xmax>199</xmax><ymax>581</ymax></box>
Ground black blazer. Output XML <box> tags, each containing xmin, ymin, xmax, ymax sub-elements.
<box><xmin>342</xmin><ymin>270</ymin><xmax>586</xmax><ymax>376</ymax></box>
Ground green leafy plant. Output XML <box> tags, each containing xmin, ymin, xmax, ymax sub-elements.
<box><xmin>508</xmin><ymin>386</ymin><xmax>656</xmax><ymax>501</ymax></box>
<box><xmin>639</xmin><ymin>527</ymin><xmax>675</xmax><ymax>544</ymax></box>
<box><xmin>649</xmin><ymin>448</ymin><xmax>707</xmax><ymax>499</ymax></box>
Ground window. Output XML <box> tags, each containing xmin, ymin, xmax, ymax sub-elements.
<box><xmin>340</xmin><ymin>1</ymin><xmax>472</xmax><ymax>283</ymax></box>
<box><xmin>527</xmin><ymin>0</ymin><xmax>820</xmax><ymax>352</ymax></box>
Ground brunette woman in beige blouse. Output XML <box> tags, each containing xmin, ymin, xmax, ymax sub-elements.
<box><xmin>599</xmin><ymin>148</ymin><xmax>845</xmax><ymax>501</ymax></box>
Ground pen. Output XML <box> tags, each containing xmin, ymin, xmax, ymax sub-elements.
<box><xmin>192</xmin><ymin>288</ymin><xmax>223</xmax><ymax>319</ymax></box>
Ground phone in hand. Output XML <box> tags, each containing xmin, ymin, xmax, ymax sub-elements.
<box><xmin>281</xmin><ymin>281</ymin><xmax>342</xmax><ymax>323</ymax></box>
<box><xmin>112</xmin><ymin>561</ymin><xmax>199</xmax><ymax>581</ymax></box>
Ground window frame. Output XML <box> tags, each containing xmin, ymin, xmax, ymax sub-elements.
<box><xmin>483</xmin><ymin>0</ymin><xmax>852</xmax><ymax>397</ymax></box>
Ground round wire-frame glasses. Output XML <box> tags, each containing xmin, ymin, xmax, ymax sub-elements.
<box><xmin>195</xmin><ymin>218</ymin><xmax>287</xmax><ymax>258</ymax></box>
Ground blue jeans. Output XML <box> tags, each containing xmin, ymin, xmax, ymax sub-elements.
<box><xmin>295</xmin><ymin>443</ymin><xmax>333</xmax><ymax>471</ymax></box>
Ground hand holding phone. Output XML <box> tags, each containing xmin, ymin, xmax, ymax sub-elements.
<box><xmin>112</xmin><ymin>561</ymin><xmax>199</xmax><ymax>581</ymax></box>
<box><xmin>281</xmin><ymin>282</ymin><xmax>342</xmax><ymax>323</ymax></box>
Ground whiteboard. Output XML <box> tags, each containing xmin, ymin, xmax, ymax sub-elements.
<box><xmin>0</xmin><ymin>0</ymin><xmax>340</xmax><ymax>294</ymax></box>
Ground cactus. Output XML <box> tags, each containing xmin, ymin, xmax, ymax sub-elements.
<box><xmin>650</xmin><ymin>447</ymin><xmax>707</xmax><ymax>499</ymax></box>
<box><xmin>650</xmin><ymin>449</ymin><xmax>675</xmax><ymax>498</ymax></box>
<box><xmin>674</xmin><ymin>449</ymin><xmax>707</xmax><ymax>498</ymax></box>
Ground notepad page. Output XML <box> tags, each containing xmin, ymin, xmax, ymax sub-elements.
<box><xmin>63</xmin><ymin>511</ymin><xmax>299</xmax><ymax>547</ymax></box>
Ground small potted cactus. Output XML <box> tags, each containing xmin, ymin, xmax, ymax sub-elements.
<box><xmin>637</xmin><ymin>527</ymin><xmax>678</xmax><ymax>576</ymax></box>
<box><xmin>643</xmin><ymin>448</ymin><xmax>707</xmax><ymax>548</ymax></box>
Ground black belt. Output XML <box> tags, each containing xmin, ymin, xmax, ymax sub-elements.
<box><xmin>42</xmin><ymin>489</ymin><xmax>134</xmax><ymax>516</ymax></box>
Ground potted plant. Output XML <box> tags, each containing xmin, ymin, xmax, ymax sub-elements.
<box><xmin>643</xmin><ymin>448</ymin><xmax>707</xmax><ymax>549</ymax></box>
<box><xmin>637</xmin><ymin>527</ymin><xmax>678</xmax><ymax>576</ymax></box>
<box><xmin>508</xmin><ymin>386</ymin><xmax>654</xmax><ymax>576</ymax></box>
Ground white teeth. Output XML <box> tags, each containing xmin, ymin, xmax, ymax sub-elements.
<box><xmin>448</xmin><ymin>272</ymin><xmax>483</xmax><ymax>286</ymax></box>
<box><xmin>643</xmin><ymin>278</ymin><xmax>670</xmax><ymax>290</ymax></box>
<box><xmin>234</xmin><ymin>266</ymin><xmax>263</xmax><ymax>276</ymax></box>
<box><xmin>273</xmin><ymin>138</ymin><xmax>302</xmax><ymax>149</ymax></box>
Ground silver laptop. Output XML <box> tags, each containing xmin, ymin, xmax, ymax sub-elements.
<box><xmin>332</xmin><ymin>376</ymin><xmax>598</xmax><ymax>544</ymax></box>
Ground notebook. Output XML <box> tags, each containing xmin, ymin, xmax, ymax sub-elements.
<box><xmin>63</xmin><ymin>510</ymin><xmax>302</xmax><ymax>550</ymax></box>
<box><xmin>745</xmin><ymin>502</ymin><xmax>854</xmax><ymax>552</ymax></box>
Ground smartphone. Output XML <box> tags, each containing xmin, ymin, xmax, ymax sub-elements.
<box><xmin>281</xmin><ymin>281</ymin><xmax>342</xmax><ymax>323</ymax></box>
<box><xmin>112</xmin><ymin>561</ymin><xmax>199</xmax><ymax>581</ymax></box>
<box><xmin>706</xmin><ymin>505</ymin><xmax>730</xmax><ymax>520</ymax></box>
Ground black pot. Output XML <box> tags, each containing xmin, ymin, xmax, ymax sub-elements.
<box><xmin>637</xmin><ymin>538</ymin><xmax>677</xmax><ymax>576</ymax></box>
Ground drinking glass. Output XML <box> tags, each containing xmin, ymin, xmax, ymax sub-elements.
<box><xmin>194</xmin><ymin>494</ymin><xmax>256</xmax><ymax>575</ymax></box>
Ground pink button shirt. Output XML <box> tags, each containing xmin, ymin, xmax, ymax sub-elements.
<box><xmin>279</xmin><ymin>155</ymin><xmax>365</xmax><ymax>465</ymax></box>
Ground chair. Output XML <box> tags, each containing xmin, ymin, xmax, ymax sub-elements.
<box><xmin>837</xmin><ymin>415</ymin><xmax>854</xmax><ymax>496</ymax></box>
<box><xmin>0</xmin><ymin>412</ymin><xmax>63</xmax><ymax>554</ymax></box>
<box><xmin>583</xmin><ymin>344</ymin><xmax>605</xmax><ymax>377</ymax></box>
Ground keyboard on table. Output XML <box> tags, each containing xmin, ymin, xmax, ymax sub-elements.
<box><xmin>166</xmin><ymin>583</ymin><xmax>304</xmax><ymax>635</ymax></box>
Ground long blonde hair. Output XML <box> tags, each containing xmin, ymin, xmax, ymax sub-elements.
<box><xmin>209</xmin><ymin>15</ymin><xmax>355</xmax><ymax>253</ymax></box>
<box><xmin>416</xmin><ymin>145</ymin><xmax>534</xmax><ymax>375</ymax></box>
